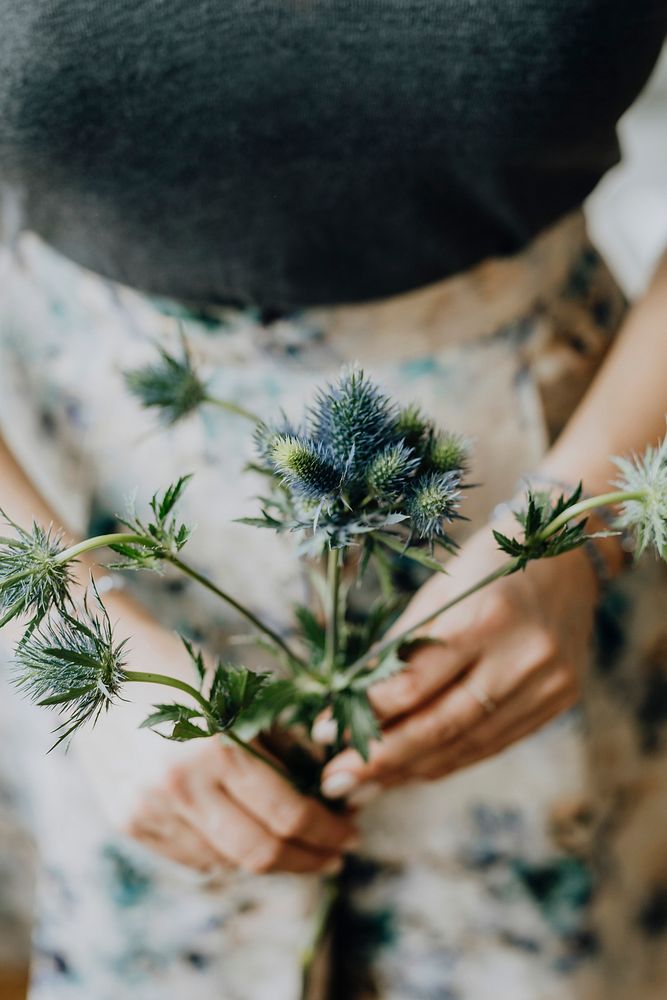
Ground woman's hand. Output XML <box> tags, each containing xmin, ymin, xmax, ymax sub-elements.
<box><xmin>127</xmin><ymin>737</ymin><xmax>357</xmax><ymax>875</ymax></box>
<box><xmin>320</xmin><ymin>518</ymin><xmax>599</xmax><ymax>802</ymax></box>
<box><xmin>73</xmin><ymin>588</ymin><xmax>357</xmax><ymax>876</ymax></box>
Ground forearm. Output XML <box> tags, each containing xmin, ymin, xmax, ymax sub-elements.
<box><xmin>540</xmin><ymin>250</ymin><xmax>667</xmax><ymax>494</ymax></box>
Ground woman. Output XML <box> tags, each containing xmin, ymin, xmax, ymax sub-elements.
<box><xmin>1</xmin><ymin>3</ymin><xmax>666</xmax><ymax>998</ymax></box>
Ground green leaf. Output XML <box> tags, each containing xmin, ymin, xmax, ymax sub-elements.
<box><xmin>169</xmin><ymin>719</ymin><xmax>209</xmax><ymax>741</ymax></box>
<box><xmin>180</xmin><ymin>636</ymin><xmax>206</xmax><ymax>688</ymax></box>
<box><xmin>208</xmin><ymin>662</ymin><xmax>271</xmax><ymax>730</ymax></box>
<box><xmin>232</xmin><ymin>679</ymin><xmax>302</xmax><ymax>740</ymax></box>
<box><xmin>375</xmin><ymin>532</ymin><xmax>447</xmax><ymax>573</ymax></box>
<box><xmin>332</xmin><ymin>691</ymin><xmax>379</xmax><ymax>761</ymax></box>
<box><xmin>157</xmin><ymin>475</ymin><xmax>193</xmax><ymax>521</ymax></box>
<box><xmin>293</xmin><ymin>605</ymin><xmax>326</xmax><ymax>657</ymax></box>
<box><xmin>140</xmin><ymin>703</ymin><xmax>204</xmax><ymax>730</ymax></box>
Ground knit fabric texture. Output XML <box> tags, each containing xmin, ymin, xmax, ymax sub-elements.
<box><xmin>0</xmin><ymin>1</ymin><xmax>665</xmax><ymax>307</ymax></box>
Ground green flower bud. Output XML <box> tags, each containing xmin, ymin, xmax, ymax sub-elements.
<box><xmin>425</xmin><ymin>431</ymin><xmax>469</xmax><ymax>473</ymax></box>
<box><xmin>394</xmin><ymin>404</ymin><xmax>431</xmax><ymax>450</ymax></box>
<box><xmin>366</xmin><ymin>443</ymin><xmax>420</xmax><ymax>498</ymax></box>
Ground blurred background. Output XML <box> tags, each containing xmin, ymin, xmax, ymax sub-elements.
<box><xmin>0</xmin><ymin>42</ymin><xmax>666</xmax><ymax>1000</ymax></box>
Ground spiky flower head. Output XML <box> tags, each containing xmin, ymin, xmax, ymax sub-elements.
<box><xmin>613</xmin><ymin>434</ymin><xmax>667</xmax><ymax>559</ymax></box>
<box><xmin>251</xmin><ymin>367</ymin><xmax>470</xmax><ymax>551</ymax></box>
<box><xmin>124</xmin><ymin>343</ymin><xmax>209</xmax><ymax>426</ymax></box>
<box><xmin>309</xmin><ymin>366</ymin><xmax>396</xmax><ymax>471</ymax></box>
<box><xmin>14</xmin><ymin>586</ymin><xmax>129</xmax><ymax>748</ymax></box>
<box><xmin>271</xmin><ymin>436</ymin><xmax>342</xmax><ymax>501</ymax></box>
<box><xmin>424</xmin><ymin>431</ymin><xmax>469</xmax><ymax>474</ymax></box>
<box><xmin>408</xmin><ymin>471</ymin><xmax>462</xmax><ymax>541</ymax></box>
<box><xmin>394</xmin><ymin>403</ymin><xmax>431</xmax><ymax>450</ymax></box>
<box><xmin>366</xmin><ymin>442</ymin><xmax>420</xmax><ymax>497</ymax></box>
<box><xmin>0</xmin><ymin>514</ymin><xmax>73</xmax><ymax>627</ymax></box>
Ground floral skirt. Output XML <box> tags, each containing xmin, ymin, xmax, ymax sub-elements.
<box><xmin>1</xmin><ymin>213</ymin><xmax>666</xmax><ymax>1000</ymax></box>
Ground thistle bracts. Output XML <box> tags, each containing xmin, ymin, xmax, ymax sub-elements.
<box><xmin>493</xmin><ymin>485</ymin><xmax>592</xmax><ymax>571</ymax></box>
<box><xmin>0</xmin><ymin>514</ymin><xmax>74</xmax><ymax>627</ymax></box>
<box><xmin>124</xmin><ymin>333</ymin><xmax>259</xmax><ymax>426</ymax></box>
<box><xmin>125</xmin><ymin>341</ymin><xmax>209</xmax><ymax>426</ymax></box>
<box><xmin>14</xmin><ymin>586</ymin><xmax>129</xmax><ymax>747</ymax></box>
<box><xmin>613</xmin><ymin>435</ymin><xmax>667</xmax><ymax>558</ymax></box>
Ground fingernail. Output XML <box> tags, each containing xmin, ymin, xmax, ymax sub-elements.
<box><xmin>321</xmin><ymin>771</ymin><xmax>358</xmax><ymax>799</ymax></box>
<box><xmin>342</xmin><ymin>833</ymin><xmax>362</xmax><ymax>851</ymax></box>
<box><xmin>347</xmin><ymin>782</ymin><xmax>382</xmax><ymax>808</ymax></box>
<box><xmin>321</xmin><ymin>857</ymin><xmax>344</xmax><ymax>875</ymax></box>
<box><xmin>312</xmin><ymin>716</ymin><xmax>338</xmax><ymax>745</ymax></box>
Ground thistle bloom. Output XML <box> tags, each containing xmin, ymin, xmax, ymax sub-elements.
<box><xmin>124</xmin><ymin>344</ymin><xmax>209</xmax><ymax>426</ymax></box>
<box><xmin>0</xmin><ymin>517</ymin><xmax>73</xmax><ymax>627</ymax></box>
<box><xmin>408</xmin><ymin>471</ymin><xmax>462</xmax><ymax>541</ymax></box>
<box><xmin>613</xmin><ymin>435</ymin><xmax>667</xmax><ymax>558</ymax></box>
<box><xmin>255</xmin><ymin>367</ymin><xmax>469</xmax><ymax>550</ymax></box>
<box><xmin>270</xmin><ymin>436</ymin><xmax>342</xmax><ymax>502</ymax></box>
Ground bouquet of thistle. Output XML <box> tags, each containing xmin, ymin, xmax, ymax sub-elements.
<box><xmin>1</xmin><ymin>360</ymin><xmax>667</xmax><ymax>796</ymax></box>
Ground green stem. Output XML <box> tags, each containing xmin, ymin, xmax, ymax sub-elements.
<box><xmin>48</xmin><ymin>532</ymin><xmax>306</xmax><ymax>669</ymax></box>
<box><xmin>536</xmin><ymin>489</ymin><xmax>646</xmax><ymax>540</ymax></box>
<box><xmin>345</xmin><ymin>487</ymin><xmax>648</xmax><ymax>681</ymax></box>
<box><xmin>124</xmin><ymin>669</ymin><xmax>211</xmax><ymax>711</ymax></box>
<box><xmin>224</xmin><ymin>730</ymin><xmax>290</xmax><ymax>780</ymax></box>
<box><xmin>300</xmin><ymin>875</ymin><xmax>339</xmax><ymax>998</ymax></box>
<box><xmin>204</xmin><ymin>394</ymin><xmax>261</xmax><ymax>424</ymax></box>
<box><xmin>324</xmin><ymin>548</ymin><xmax>341</xmax><ymax>680</ymax></box>
<box><xmin>167</xmin><ymin>556</ymin><xmax>304</xmax><ymax>668</ymax></box>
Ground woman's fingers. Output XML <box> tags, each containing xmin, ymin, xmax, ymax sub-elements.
<box><xmin>397</xmin><ymin>687</ymin><xmax>577</xmax><ymax>784</ymax></box>
<box><xmin>126</xmin><ymin>789</ymin><xmax>225</xmax><ymax>872</ymax></box>
<box><xmin>368</xmin><ymin>637</ymin><xmax>474</xmax><ymax>723</ymax></box>
<box><xmin>321</xmin><ymin>678</ymin><xmax>488</xmax><ymax>799</ymax></box>
<box><xmin>172</xmin><ymin>762</ymin><xmax>343</xmax><ymax>875</ymax></box>
<box><xmin>211</xmin><ymin>741</ymin><xmax>359</xmax><ymax>852</ymax></box>
<box><xmin>379</xmin><ymin>661</ymin><xmax>578</xmax><ymax>786</ymax></box>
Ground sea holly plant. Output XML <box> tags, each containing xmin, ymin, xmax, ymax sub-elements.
<box><xmin>124</xmin><ymin>331</ymin><xmax>260</xmax><ymax>425</ymax></box>
<box><xmin>1</xmin><ymin>368</ymin><xmax>667</xmax><ymax>776</ymax></box>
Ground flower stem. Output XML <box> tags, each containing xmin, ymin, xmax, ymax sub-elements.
<box><xmin>223</xmin><ymin>730</ymin><xmax>290</xmax><ymax>780</ymax></box>
<box><xmin>167</xmin><ymin>555</ymin><xmax>304</xmax><ymax>668</ymax></box>
<box><xmin>124</xmin><ymin>669</ymin><xmax>211</xmax><ymax>711</ymax></box>
<box><xmin>48</xmin><ymin>532</ymin><xmax>306</xmax><ymax>669</ymax></box>
<box><xmin>300</xmin><ymin>875</ymin><xmax>339</xmax><ymax>998</ymax></box>
<box><xmin>536</xmin><ymin>489</ymin><xmax>646</xmax><ymax>540</ymax></box>
<box><xmin>204</xmin><ymin>395</ymin><xmax>261</xmax><ymax>424</ymax></box>
<box><xmin>324</xmin><ymin>548</ymin><xmax>341</xmax><ymax>680</ymax></box>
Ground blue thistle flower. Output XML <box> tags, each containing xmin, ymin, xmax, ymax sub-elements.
<box><xmin>365</xmin><ymin>442</ymin><xmax>420</xmax><ymax>498</ymax></box>
<box><xmin>393</xmin><ymin>404</ymin><xmax>431</xmax><ymax>451</ymax></box>
<box><xmin>124</xmin><ymin>344</ymin><xmax>209</xmax><ymax>426</ymax></box>
<box><xmin>309</xmin><ymin>367</ymin><xmax>397</xmax><ymax>472</ymax></box>
<box><xmin>270</xmin><ymin>435</ymin><xmax>343</xmax><ymax>501</ymax></box>
<box><xmin>408</xmin><ymin>471</ymin><xmax>462</xmax><ymax>541</ymax></box>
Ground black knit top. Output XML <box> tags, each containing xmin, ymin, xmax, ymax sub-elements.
<box><xmin>0</xmin><ymin>1</ymin><xmax>665</xmax><ymax>308</ymax></box>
